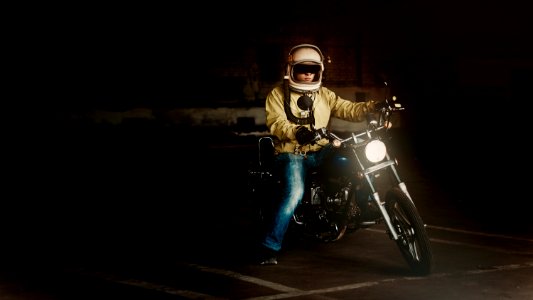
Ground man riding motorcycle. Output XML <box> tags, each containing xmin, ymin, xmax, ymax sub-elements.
<box><xmin>256</xmin><ymin>43</ymin><xmax>379</xmax><ymax>265</ymax></box>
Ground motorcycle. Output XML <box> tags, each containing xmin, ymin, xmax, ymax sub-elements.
<box><xmin>247</xmin><ymin>96</ymin><xmax>434</xmax><ymax>275</ymax></box>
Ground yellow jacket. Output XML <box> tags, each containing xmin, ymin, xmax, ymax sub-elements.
<box><xmin>265</xmin><ymin>85</ymin><xmax>375</xmax><ymax>154</ymax></box>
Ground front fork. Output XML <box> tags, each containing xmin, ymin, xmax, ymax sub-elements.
<box><xmin>369</xmin><ymin>190</ymin><xmax>399</xmax><ymax>240</ymax></box>
<box><xmin>364</xmin><ymin>160</ymin><xmax>412</xmax><ymax>241</ymax></box>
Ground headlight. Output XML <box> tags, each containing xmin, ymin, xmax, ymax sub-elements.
<box><xmin>365</xmin><ymin>140</ymin><xmax>387</xmax><ymax>163</ymax></box>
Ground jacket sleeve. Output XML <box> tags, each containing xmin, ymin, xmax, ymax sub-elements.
<box><xmin>322</xmin><ymin>87</ymin><xmax>375</xmax><ymax>122</ymax></box>
<box><xmin>265</xmin><ymin>86</ymin><xmax>299</xmax><ymax>142</ymax></box>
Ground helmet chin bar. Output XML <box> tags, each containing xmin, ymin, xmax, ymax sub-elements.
<box><xmin>288</xmin><ymin>80</ymin><xmax>321</xmax><ymax>93</ymax></box>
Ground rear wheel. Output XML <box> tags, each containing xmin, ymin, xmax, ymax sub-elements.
<box><xmin>385</xmin><ymin>187</ymin><xmax>434</xmax><ymax>275</ymax></box>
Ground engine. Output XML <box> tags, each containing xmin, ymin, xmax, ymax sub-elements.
<box><xmin>293</xmin><ymin>170</ymin><xmax>363</xmax><ymax>242</ymax></box>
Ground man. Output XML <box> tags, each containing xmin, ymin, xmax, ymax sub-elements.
<box><xmin>257</xmin><ymin>44</ymin><xmax>377</xmax><ymax>265</ymax></box>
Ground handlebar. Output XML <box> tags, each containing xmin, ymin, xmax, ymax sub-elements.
<box><xmin>313</xmin><ymin>99</ymin><xmax>404</xmax><ymax>147</ymax></box>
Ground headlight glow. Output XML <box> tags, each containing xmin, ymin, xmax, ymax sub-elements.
<box><xmin>365</xmin><ymin>140</ymin><xmax>387</xmax><ymax>163</ymax></box>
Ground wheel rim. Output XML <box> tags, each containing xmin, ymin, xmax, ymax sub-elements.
<box><xmin>391</xmin><ymin>203</ymin><xmax>423</xmax><ymax>262</ymax></box>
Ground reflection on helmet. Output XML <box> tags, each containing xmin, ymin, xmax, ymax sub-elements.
<box><xmin>287</xmin><ymin>44</ymin><xmax>324</xmax><ymax>93</ymax></box>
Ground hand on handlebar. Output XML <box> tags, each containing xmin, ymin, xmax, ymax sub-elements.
<box><xmin>295</xmin><ymin>126</ymin><xmax>318</xmax><ymax>145</ymax></box>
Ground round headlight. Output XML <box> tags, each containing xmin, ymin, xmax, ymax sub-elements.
<box><xmin>365</xmin><ymin>140</ymin><xmax>387</xmax><ymax>163</ymax></box>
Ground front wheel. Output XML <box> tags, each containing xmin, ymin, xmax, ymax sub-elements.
<box><xmin>385</xmin><ymin>187</ymin><xmax>434</xmax><ymax>275</ymax></box>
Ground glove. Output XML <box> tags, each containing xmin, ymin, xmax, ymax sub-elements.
<box><xmin>295</xmin><ymin>126</ymin><xmax>317</xmax><ymax>145</ymax></box>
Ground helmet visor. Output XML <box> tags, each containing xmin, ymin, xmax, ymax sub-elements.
<box><xmin>293</xmin><ymin>64</ymin><xmax>321</xmax><ymax>75</ymax></box>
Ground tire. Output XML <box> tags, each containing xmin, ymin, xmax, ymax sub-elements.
<box><xmin>385</xmin><ymin>187</ymin><xmax>434</xmax><ymax>275</ymax></box>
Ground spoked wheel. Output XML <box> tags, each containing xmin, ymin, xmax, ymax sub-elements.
<box><xmin>385</xmin><ymin>187</ymin><xmax>434</xmax><ymax>275</ymax></box>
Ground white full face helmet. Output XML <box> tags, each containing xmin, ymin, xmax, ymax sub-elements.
<box><xmin>286</xmin><ymin>44</ymin><xmax>324</xmax><ymax>93</ymax></box>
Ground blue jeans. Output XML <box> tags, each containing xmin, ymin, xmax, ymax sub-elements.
<box><xmin>260</xmin><ymin>147</ymin><xmax>330</xmax><ymax>252</ymax></box>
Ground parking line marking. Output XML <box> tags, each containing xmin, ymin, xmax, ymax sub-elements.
<box><xmin>365</xmin><ymin>227</ymin><xmax>533</xmax><ymax>255</ymax></box>
<box><xmin>73</xmin><ymin>224</ymin><xmax>533</xmax><ymax>299</ymax></box>
<box><xmin>187</xmin><ymin>263</ymin><xmax>300</xmax><ymax>293</ymax></box>
<box><xmin>77</xmin><ymin>260</ymin><xmax>533</xmax><ymax>300</ymax></box>
<box><xmin>425</xmin><ymin>225</ymin><xmax>533</xmax><ymax>242</ymax></box>
<box><xmin>241</xmin><ymin>262</ymin><xmax>533</xmax><ymax>300</ymax></box>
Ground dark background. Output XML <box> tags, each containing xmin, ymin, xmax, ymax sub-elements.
<box><xmin>8</xmin><ymin>1</ymin><xmax>533</xmax><ymax>262</ymax></box>
<box><xmin>41</xmin><ymin>1</ymin><xmax>532</xmax><ymax>194</ymax></box>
